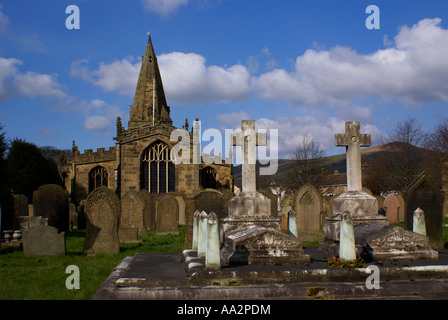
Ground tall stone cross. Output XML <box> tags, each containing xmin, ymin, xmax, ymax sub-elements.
<box><xmin>335</xmin><ymin>121</ymin><xmax>371</xmax><ymax>192</ymax></box>
<box><xmin>231</xmin><ymin>120</ymin><xmax>267</xmax><ymax>193</ymax></box>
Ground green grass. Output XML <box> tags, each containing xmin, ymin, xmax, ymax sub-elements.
<box><xmin>0</xmin><ymin>226</ymin><xmax>185</xmax><ymax>300</ymax></box>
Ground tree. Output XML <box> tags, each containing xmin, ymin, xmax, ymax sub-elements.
<box><xmin>0</xmin><ymin>124</ymin><xmax>14</xmax><ymax>230</ymax></box>
<box><xmin>6</xmin><ymin>138</ymin><xmax>62</xmax><ymax>200</ymax></box>
<box><xmin>425</xmin><ymin>117</ymin><xmax>448</xmax><ymax>190</ymax></box>
<box><xmin>378</xmin><ymin>117</ymin><xmax>427</xmax><ymax>191</ymax></box>
<box><xmin>288</xmin><ymin>134</ymin><xmax>329</xmax><ymax>189</ymax></box>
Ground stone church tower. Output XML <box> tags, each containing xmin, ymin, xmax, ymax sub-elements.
<box><xmin>62</xmin><ymin>36</ymin><xmax>233</xmax><ymax>205</ymax></box>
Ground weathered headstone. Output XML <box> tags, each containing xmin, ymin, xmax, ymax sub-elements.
<box><xmin>83</xmin><ymin>187</ymin><xmax>120</xmax><ymax>255</ymax></box>
<box><xmin>69</xmin><ymin>203</ymin><xmax>78</xmax><ymax>230</ymax></box>
<box><xmin>287</xmin><ymin>210</ymin><xmax>297</xmax><ymax>237</ymax></box>
<box><xmin>192</xmin><ymin>210</ymin><xmax>200</xmax><ymax>250</ymax></box>
<box><xmin>413</xmin><ymin>207</ymin><xmax>426</xmax><ymax>236</ymax></box>
<box><xmin>198</xmin><ymin>211</ymin><xmax>208</xmax><ymax>258</ymax></box>
<box><xmin>139</xmin><ymin>190</ymin><xmax>156</xmax><ymax>231</ymax></box>
<box><xmin>22</xmin><ymin>225</ymin><xmax>65</xmax><ymax>256</ymax></box>
<box><xmin>33</xmin><ymin>184</ymin><xmax>69</xmax><ymax>232</ymax></box>
<box><xmin>13</xmin><ymin>194</ymin><xmax>28</xmax><ymax>220</ymax></box>
<box><xmin>294</xmin><ymin>184</ymin><xmax>323</xmax><ymax>241</ymax></box>
<box><xmin>156</xmin><ymin>194</ymin><xmax>179</xmax><ymax>235</ymax></box>
<box><xmin>206</xmin><ymin>212</ymin><xmax>220</xmax><ymax>270</ymax></box>
<box><xmin>404</xmin><ymin>172</ymin><xmax>444</xmax><ymax>248</ymax></box>
<box><xmin>384</xmin><ymin>194</ymin><xmax>400</xmax><ymax>223</ymax></box>
<box><xmin>120</xmin><ymin>190</ymin><xmax>146</xmax><ymax>235</ymax></box>
<box><xmin>339</xmin><ymin>212</ymin><xmax>356</xmax><ymax>261</ymax></box>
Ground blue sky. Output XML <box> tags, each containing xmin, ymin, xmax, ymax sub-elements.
<box><xmin>1</xmin><ymin>0</ymin><xmax>448</xmax><ymax>159</ymax></box>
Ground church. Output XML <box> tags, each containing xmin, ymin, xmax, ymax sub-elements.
<box><xmin>61</xmin><ymin>36</ymin><xmax>233</xmax><ymax>206</ymax></box>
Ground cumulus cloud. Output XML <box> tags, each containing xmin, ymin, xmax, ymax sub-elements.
<box><xmin>70</xmin><ymin>58</ymin><xmax>140</xmax><ymax>96</ymax></box>
<box><xmin>254</xmin><ymin>115</ymin><xmax>382</xmax><ymax>158</ymax></box>
<box><xmin>141</xmin><ymin>0</ymin><xmax>188</xmax><ymax>16</ymax></box>
<box><xmin>72</xmin><ymin>52</ymin><xmax>251</xmax><ymax>105</ymax></box>
<box><xmin>77</xmin><ymin>99</ymin><xmax>122</xmax><ymax>132</ymax></box>
<box><xmin>159</xmin><ymin>52</ymin><xmax>251</xmax><ymax>104</ymax></box>
<box><xmin>252</xmin><ymin>18</ymin><xmax>448</xmax><ymax>107</ymax></box>
<box><xmin>0</xmin><ymin>57</ymin><xmax>67</xmax><ymax>100</ymax></box>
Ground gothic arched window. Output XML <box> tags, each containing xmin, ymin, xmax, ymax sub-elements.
<box><xmin>201</xmin><ymin>166</ymin><xmax>217</xmax><ymax>189</ymax></box>
<box><xmin>141</xmin><ymin>141</ymin><xmax>175</xmax><ymax>193</ymax></box>
<box><xmin>89</xmin><ymin>166</ymin><xmax>108</xmax><ymax>193</ymax></box>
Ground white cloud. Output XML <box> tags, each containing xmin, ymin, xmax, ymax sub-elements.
<box><xmin>254</xmin><ymin>115</ymin><xmax>382</xmax><ymax>158</ymax></box>
<box><xmin>76</xmin><ymin>99</ymin><xmax>122</xmax><ymax>132</ymax></box>
<box><xmin>0</xmin><ymin>57</ymin><xmax>67</xmax><ymax>100</ymax></box>
<box><xmin>158</xmin><ymin>52</ymin><xmax>251</xmax><ymax>104</ymax></box>
<box><xmin>13</xmin><ymin>71</ymin><xmax>67</xmax><ymax>99</ymax></box>
<box><xmin>252</xmin><ymin>18</ymin><xmax>448</xmax><ymax>107</ymax></box>
<box><xmin>217</xmin><ymin>111</ymin><xmax>250</xmax><ymax>126</ymax></box>
<box><xmin>141</xmin><ymin>0</ymin><xmax>188</xmax><ymax>16</ymax></box>
<box><xmin>84</xmin><ymin>115</ymin><xmax>112</xmax><ymax>132</ymax></box>
<box><xmin>70</xmin><ymin>58</ymin><xmax>140</xmax><ymax>96</ymax></box>
<box><xmin>73</xmin><ymin>52</ymin><xmax>251</xmax><ymax>104</ymax></box>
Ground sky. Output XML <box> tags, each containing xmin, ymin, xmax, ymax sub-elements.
<box><xmin>1</xmin><ymin>0</ymin><xmax>448</xmax><ymax>160</ymax></box>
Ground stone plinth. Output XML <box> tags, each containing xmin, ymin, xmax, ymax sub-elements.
<box><xmin>332</xmin><ymin>191</ymin><xmax>379</xmax><ymax>218</ymax></box>
<box><xmin>227</xmin><ymin>191</ymin><xmax>271</xmax><ymax>217</ymax></box>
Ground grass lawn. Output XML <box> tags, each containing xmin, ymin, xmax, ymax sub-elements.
<box><xmin>0</xmin><ymin>226</ymin><xmax>185</xmax><ymax>300</ymax></box>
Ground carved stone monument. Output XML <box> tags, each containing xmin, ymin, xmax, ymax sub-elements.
<box><xmin>220</xmin><ymin>120</ymin><xmax>310</xmax><ymax>265</ymax></box>
<box><xmin>320</xmin><ymin>121</ymin><xmax>438</xmax><ymax>261</ymax></box>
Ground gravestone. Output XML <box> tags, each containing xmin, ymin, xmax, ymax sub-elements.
<box><xmin>69</xmin><ymin>203</ymin><xmax>78</xmax><ymax>230</ymax></box>
<box><xmin>139</xmin><ymin>190</ymin><xmax>156</xmax><ymax>231</ymax></box>
<box><xmin>175</xmin><ymin>195</ymin><xmax>186</xmax><ymax>225</ymax></box>
<box><xmin>156</xmin><ymin>194</ymin><xmax>179</xmax><ymax>235</ymax></box>
<box><xmin>16</xmin><ymin>216</ymin><xmax>46</xmax><ymax>232</ymax></box>
<box><xmin>13</xmin><ymin>194</ymin><xmax>28</xmax><ymax>220</ymax></box>
<box><xmin>206</xmin><ymin>212</ymin><xmax>220</xmax><ymax>270</ymax></box>
<box><xmin>413</xmin><ymin>208</ymin><xmax>426</xmax><ymax>235</ymax></box>
<box><xmin>22</xmin><ymin>225</ymin><xmax>65</xmax><ymax>256</ymax></box>
<box><xmin>287</xmin><ymin>210</ymin><xmax>297</xmax><ymax>237</ymax></box>
<box><xmin>120</xmin><ymin>191</ymin><xmax>146</xmax><ymax>235</ymax></box>
<box><xmin>33</xmin><ymin>184</ymin><xmax>69</xmax><ymax>232</ymax></box>
<box><xmin>280</xmin><ymin>194</ymin><xmax>294</xmax><ymax>233</ymax></box>
<box><xmin>198</xmin><ymin>211</ymin><xmax>208</xmax><ymax>258</ymax></box>
<box><xmin>404</xmin><ymin>172</ymin><xmax>444</xmax><ymax>248</ymax></box>
<box><xmin>294</xmin><ymin>184</ymin><xmax>323</xmax><ymax>241</ymax></box>
<box><xmin>384</xmin><ymin>194</ymin><xmax>400</xmax><ymax>223</ymax></box>
<box><xmin>339</xmin><ymin>212</ymin><xmax>355</xmax><ymax>261</ymax></box>
<box><xmin>83</xmin><ymin>187</ymin><xmax>120</xmax><ymax>255</ymax></box>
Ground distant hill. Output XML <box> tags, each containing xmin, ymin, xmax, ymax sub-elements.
<box><xmin>232</xmin><ymin>142</ymin><xmax>429</xmax><ymax>189</ymax></box>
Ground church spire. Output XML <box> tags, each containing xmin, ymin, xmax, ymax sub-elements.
<box><xmin>129</xmin><ymin>35</ymin><xmax>172</xmax><ymax>128</ymax></box>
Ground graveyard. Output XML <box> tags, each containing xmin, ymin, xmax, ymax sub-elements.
<box><xmin>2</xmin><ymin>120</ymin><xmax>448</xmax><ymax>301</ymax></box>
<box><xmin>1</xmin><ymin>17</ymin><xmax>448</xmax><ymax>302</ymax></box>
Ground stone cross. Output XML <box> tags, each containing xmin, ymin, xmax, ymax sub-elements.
<box><xmin>231</xmin><ymin>120</ymin><xmax>267</xmax><ymax>193</ymax></box>
<box><xmin>335</xmin><ymin>121</ymin><xmax>371</xmax><ymax>192</ymax></box>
